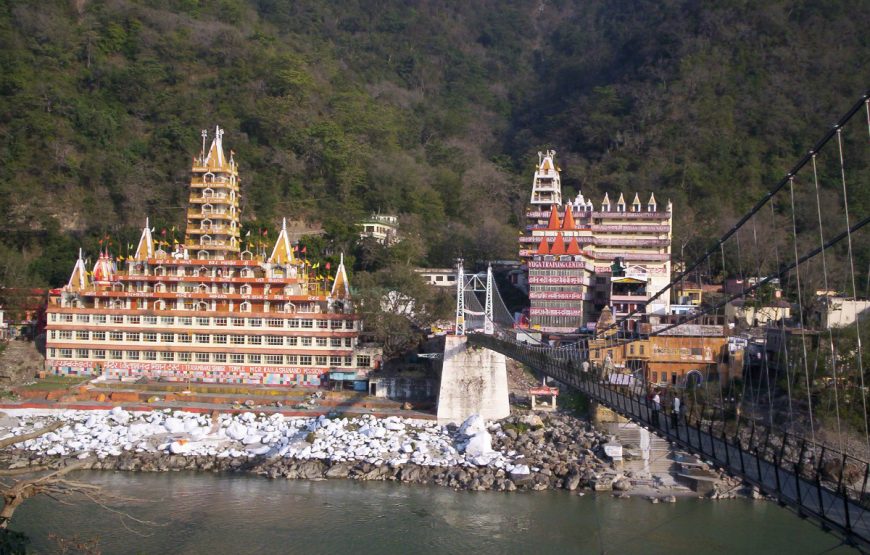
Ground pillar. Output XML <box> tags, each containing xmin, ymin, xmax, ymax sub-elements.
<box><xmin>436</xmin><ymin>335</ymin><xmax>510</xmax><ymax>424</ymax></box>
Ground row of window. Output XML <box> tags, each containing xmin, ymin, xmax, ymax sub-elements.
<box><xmin>50</xmin><ymin>313</ymin><xmax>354</xmax><ymax>330</ymax></box>
<box><xmin>113</xmin><ymin>283</ymin><xmax>301</xmax><ymax>295</ymax></box>
<box><xmin>50</xmin><ymin>330</ymin><xmax>354</xmax><ymax>348</ymax></box>
<box><xmin>127</xmin><ymin>266</ymin><xmax>263</xmax><ymax>278</ymax></box>
<box><xmin>50</xmin><ymin>348</ymin><xmax>372</xmax><ymax>367</ymax></box>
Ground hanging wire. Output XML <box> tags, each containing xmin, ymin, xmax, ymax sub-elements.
<box><xmin>835</xmin><ymin>127</ymin><xmax>870</xmax><ymax>452</ymax></box>
<box><xmin>788</xmin><ymin>176</ymin><xmax>816</xmax><ymax>444</ymax></box>
<box><xmin>750</xmin><ymin>215</ymin><xmax>775</xmax><ymax>428</ymax></box>
<box><xmin>811</xmin><ymin>153</ymin><xmax>844</xmax><ymax>451</ymax></box>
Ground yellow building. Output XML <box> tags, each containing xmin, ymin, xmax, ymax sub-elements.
<box><xmin>45</xmin><ymin>127</ymin><xmax>381</xmax><ymax>388</ymax></box>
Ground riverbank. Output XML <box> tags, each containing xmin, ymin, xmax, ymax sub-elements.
<box><xmin>0</xmin><ymin>408</ymin><xmax>747</xmax><ymax>498</ymax></box>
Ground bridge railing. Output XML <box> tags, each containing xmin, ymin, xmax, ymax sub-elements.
<box><xmin>468</xmin><ymin>332</ymin><xmax>870</xmax><ymax>549</ymax></box>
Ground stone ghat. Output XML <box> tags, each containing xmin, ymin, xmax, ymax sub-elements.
<box><xmin>0</xmin><ymin>409</ymin><xmax>614</xmax><ymax>492</ymax></box>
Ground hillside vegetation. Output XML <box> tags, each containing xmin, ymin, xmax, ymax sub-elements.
<box><xmin>0</xmin><ymin>0</ymin><xmax>867</xmax><ymax>286</ymax></box>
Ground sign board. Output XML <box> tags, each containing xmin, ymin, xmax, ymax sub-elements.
<box><xmin>529</xmin><ymin>307</ymin><xmax>583</xmax><ymax>317</ymax></box>
<box><xmin>49</xmin><ymin>359</ymin><xmax>326</xmax><ymax>375</ymax></box>
<box><xmin>528</xmin><ymin>276</ymin><xmax>583</xmax><ymax>285</ymax></box>
<box><xmin>529</xmin><ymin>386</ymin><xmax>559</xmax><ymax>396</ymax></box>
<box><xmin>528</xmin><ymin>261</ymin><xmax>590</xmax><ymax>270</ymax></box>
<box><xmin>529</xmin><ymin>291</ymin><xmax>583</xmax><ymax>300</ymax></box>
<box><xmin>603</xmin><ymin>443</ymin><xmax>623</xmax><ymax>460</ymax></box>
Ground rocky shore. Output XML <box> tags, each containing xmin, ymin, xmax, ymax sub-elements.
<box><xmin>0</xmin><ymin>408</ymin><xmax>749</xmax><ymax>497</ymax></box>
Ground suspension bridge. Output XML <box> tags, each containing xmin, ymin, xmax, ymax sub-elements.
<box><xmin>445</xmin><ymin>90</ymin><xmax>870</xmax><ymax>550</ymax></box>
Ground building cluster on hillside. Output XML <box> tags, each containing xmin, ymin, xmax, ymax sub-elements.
<box><xmin>45</xmin><ymin>127</ymin><xmax>381</xmax><ymax>390</ymax></box>
<box><xmin>519</xmin><ymin>150</ymin><xmax>673</xmax><ymax>336</ymax></box>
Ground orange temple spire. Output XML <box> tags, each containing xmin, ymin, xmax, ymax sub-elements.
<box><xmin>546</xmin><ymin>204</ymin><xmax>561</xmax><ymax>230</ymax></box>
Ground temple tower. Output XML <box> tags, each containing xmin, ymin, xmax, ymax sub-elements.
<box><xmin>529</xmin><ymin>150</ymin><xmax>562</xmax><ymax>207</ymax></box>
<box><xmin>185</xmin><ymin>126</ymin><xmax>241</xmax><ymax>260</ymax></box>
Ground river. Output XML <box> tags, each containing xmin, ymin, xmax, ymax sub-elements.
<box><xmin>11</xmin><ymin>472</ymin><xmax>856</xmax><ymax>554</ymax></box>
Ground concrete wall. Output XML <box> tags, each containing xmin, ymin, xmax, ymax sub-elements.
<box><xmin>436</xmin><ymin>335</ymin><xmax>509</xmax><ymax>424</ymax></box>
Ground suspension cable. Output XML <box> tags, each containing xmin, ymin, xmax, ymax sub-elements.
<box><xmin>835</xmin><ymin>128</ymin><xmax>870</xmax><ymax>452</ymax></box>
<box><xmin>594</xmin><ymin>89</ymin><xmax>870</xmax><ymax>338</ymax></box>
<box><xmin>811</xmin><ymin>153</ymin><xmax>844</xmax><ymax>451</ymax></box>
<box><xmin>788</xmin><ymin>176</ymin><xmax>816</xmax><ymax>444</ymax></box>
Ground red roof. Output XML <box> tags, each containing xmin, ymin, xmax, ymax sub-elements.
<box><xmin>562</xmin><ymin>208</ymin><xmax>576</xmax><ymax>231</ymax></box>
<box><xmin>550</xmin><ymin>233</ymin><xmax>566</xmax><ymax>255</ymax></box>
<box><xmin>536</xmin><ymin>236</ymin><xmax>550</xmax><ymax>255</ymax></box>
<box><xmin>546</xmin><ymin>205</ymin><xmax>561</xmax><ymax>230</ymax></box>
<box><xmin>566</xmin><ymin>235</ymin><xmax>581</xmax><ymax>255</ymax></box>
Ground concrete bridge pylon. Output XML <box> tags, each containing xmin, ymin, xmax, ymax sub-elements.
<box><xmin>436</xmin><ymin>335</ymin><xmax>510</xmax><ymax>425</ymax></box>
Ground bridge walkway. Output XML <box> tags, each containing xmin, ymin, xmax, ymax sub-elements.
<box><xmin>468</xmin><ymin>333</ymin><xmax>870</xmax><ymax>552</ymax></box>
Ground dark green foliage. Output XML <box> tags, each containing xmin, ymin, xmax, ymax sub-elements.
<box><xmin>0</xmin><ymin>1</ymin><xmax>866</xmax><ymax>287</ymax></box>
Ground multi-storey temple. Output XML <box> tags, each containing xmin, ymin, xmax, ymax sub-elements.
<box><xmin>520</xmin><ymin>151</ymin><xmax>673</xmax><ymax>335</ymax></box>
<box><xmin>45</xmin><ymin>127</ymin><xmax>380</xmax><ymax>388</ymax></box>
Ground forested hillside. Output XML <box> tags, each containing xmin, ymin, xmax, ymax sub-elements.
<box><xmin>0</xmin><ymin>0</ymin><xmax>867</xmax><ymax>286</ymax></box>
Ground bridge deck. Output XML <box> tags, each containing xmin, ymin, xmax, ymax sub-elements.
<box><xmin>469</xmin><ymin>334</ymin><xmax>870</xmax><ymax>552</ymax></box>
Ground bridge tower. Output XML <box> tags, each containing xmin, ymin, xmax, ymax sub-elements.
<box><xmin>484</xmin><ymin>264</ymin><xmax>494</xmax><ymax>335</ymax></box>
<box><xmin>455</xmin><ymin>259</ymin><xmax>465</xmax><ymax>336</ymax></box>
<box><xmin>437</xmin><ymin>261</ymin><xmax>509</xmax><ymax>424</ymax></box>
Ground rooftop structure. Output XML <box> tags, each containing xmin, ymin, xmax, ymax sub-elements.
<box><xmin>45</xmin><ymin>127</ymin><xmax>381</xmax><ymax>388</ymax></box>
<box><xmin>414</xmin><ymin>268</ymin><xmax>458</xmax><ymax>288</ymax></box>
<box><xmin>357</xmin><ymin>213</ymin><xmax>400</xmax><ymax>246</ymax></box>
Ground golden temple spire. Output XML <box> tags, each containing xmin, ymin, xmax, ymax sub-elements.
<box><xmin>268</xmin><ymin>218</ymin><xmax>296</xmax><ymax>265</ymax></box>
<box><xmin>133</xmin><ymin>217</ymin><xmax>154</xmax><ymax>260</ymax></box>
<box><xmin>331</xmin><ymin>253</ymin><xmax>350</xmax><ymax>299</ymax></box>
<box><xmin>67</xmin><ymin>249</ymin><xmax>89</xmax><ymax>292</ymax></box>
<box><xmin>204</xmin><ymin>126</ymin><xmax>227</xmax><ymax>170</ymax></box>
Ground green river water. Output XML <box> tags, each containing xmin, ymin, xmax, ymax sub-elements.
<box><xmin>10</xmin><ymin>472</ymin><xmax>858</xmax><ymax>554</ymax></box>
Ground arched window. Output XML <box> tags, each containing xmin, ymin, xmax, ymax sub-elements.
<box><xmin>203</xmin><ymin>172</ymin><xmax>214</xmax><ymax>183</ymax></box>
<box><xmin>196</xmin><ymin>301</ymin><xmax>208</xmax><ymax>311</ymax></box>
<box><xmin>112</xmin><ymin>282</ymin><xmax>124</xmax><ymax>292</ymax></box>
<box><xmin>198</xmin><ymin>283</ymin><xmax>209</xmax><ymax>293</ymax></box>
<box><xmin>203</xmin><ymin>187</ymin><xmax>214</xmax><ymax>199</ymax></box>
<box><xmin>155</xmin><ymin>266</ymin><xmax>166</xmax><ymax>276</ymax></box>
<box><xmin>240</xmin><ymin>251</ymin><xmax>253</xmax><ymax>261</ymax></box>
<box><xmin>240</xmin><ymin>284</ymin><xmax>252</xmax><ymax>295</ymax></box>
<box><xmin>240</xmin><ymin>301</ymin><xmax>252</xmax><ymax>312</ymax></box>
<box><xmin>197</xmin><ymin>250</ymin><xmax>210</xmax><ymax>260</ymax></box>
<box><xmin>240</xmin><ymin>268</ymin><xmax>253</xmax><ymax>278</ymax></box>
<box><xmin>112</xmin><ymin>300</ymin><xmax>124</xmax><ymax>309</ymax></box>
<box><xmin>200</xmin><ymin>234</ymin><xmax>211</xmax><ymax>245</ymax></box>
<box><xmin>283</xmin><ymin>302</ymin><xmax>296</xmax><ymax>313</ymax></box>
<box><xmin>154</xmin><ymin>300</ymin><xmax>166</xmax><ymax>310</ymax></box>
<box><xmin>155</xmin><ymin>282</ymin><xmax>167</xmax><ymax>293</ymax></box>
<box><xmin>197</xmin><ymin>267</ymin><xmax>209</xmax><ymax>277</ymax></box>
<box><xmin>201</xmin><ymin>218</ymin><xmax>212</xmax><ymax>230</ymax></box>
<box><xmin>202</xmin><ymin>203</ymin><xmax>213</xmax><ymax>215</ymax></box>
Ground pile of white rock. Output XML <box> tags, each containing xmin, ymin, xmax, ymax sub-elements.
<box><xmin>0</xmin><ymin>408</ymin><xmax>531</xmax><ymax>474</ymax></box>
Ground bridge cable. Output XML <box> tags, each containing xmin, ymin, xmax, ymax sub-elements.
<box><xmin>811</xmin><ymin>153</ymin><xmax>844</xmax><ymax>452</ymax></box>
<box><xmin>788</xmin><ymin>175</ymin><xmax>816</xmax><ymax>445</ymax></box>
<box><xmin>835</xmin><ymin>127</ymin><xmax>870</xmax><ymax>453</ymax></box>
<box><xmin>749</xmin><ymin>215</ymin><xmax>775</xmax><ymax>429</ymax></box>
<box><xmin>594</xmin><ymin>89</ymin><xmax>870</xmax><ymax>339</ymax></box>
<box><xmin>628</xmin><ymin>215</ymin><xmax>869</xmax><ymax>340</ymax></box>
